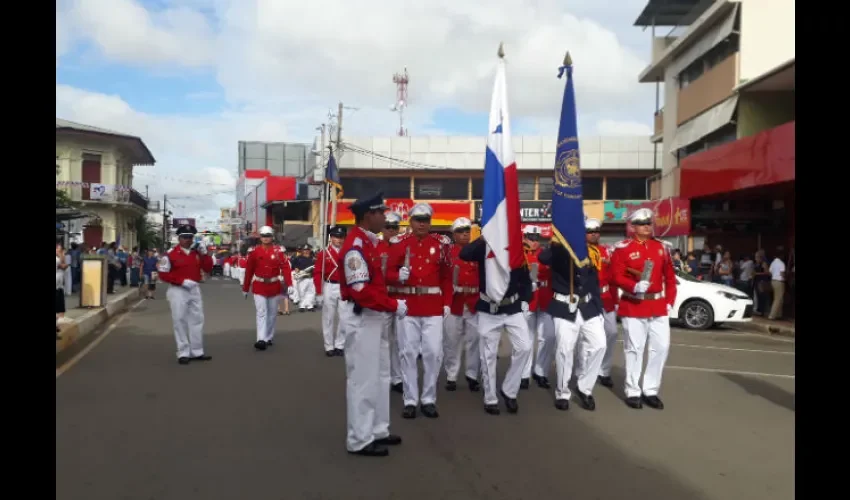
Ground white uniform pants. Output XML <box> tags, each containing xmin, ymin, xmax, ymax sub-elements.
<box><xmin>382</xmin><ymin>313</ymin><xmax>403</xmax><ymax>385</ymax></box>
<box><xmin>289</xmin><ymin>271</ymin><xmax>300</xmax><ymax>303</ymax></box>
<box><xmin>253</xmin><ymin>294</ymin><xmax>280</xmax><ymax>343</ymax></box>
<box><xmin>398</xmin><ymin>315</ymin><xmax>443</xmax><ymax>407</ymax></box>
<box><xmin>443</xmin><ymin>310</ymin><xmax>480</xmax><ymax>382</ymax></box>
<box><xmin>223</xmin><ymin>263</ymin><xmax>230</xmax><ymax>278</ymax></box>
<box><xmin>344</xmin><ymin>308</ymin><xmax>391</xmax><ymax>452</ymax></box>
<box><xmin>320</xmin><ymin>283</ymin><xmax>346</xmax><ymax>350</ymax></box>
<box><xmin>166</xmin><ymin>285</ymin><xmax>205</xmax><ymax>359</ymax></box>
<box><xmin>238</xmin><ymin>268</ymin><xmax>245</xmax><ymax>286</ymax></box>
<box><xmin>622</xmin><ymin>316</ymin><xmax>670</xmax><ymax>398</ymax></box>
<box><xmin>477</xmin><ymin>312</ymin><xmax>531</xmax><ymax>405</ymax></box>
<box><xmin>522</xmin><ymin>311</ymin><xmax>556</xmax><ymax>379</ymax></box>
<box><xmin>599</xmin><ymin>311</ymin><xmax>620</xmax><ymax>377</ymax></box>
<box><xmin>553</xmin><ymin>311</ymin><xmax>606</xmax><ymax>400</ymax></box>
<box><xmin>296</xmin><ymin>278</ymin><xmax>316</xmax><ymax>309</ymax></box>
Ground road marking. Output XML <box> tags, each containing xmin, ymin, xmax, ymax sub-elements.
<box><xmin>671</xmin><ymin>328</ymin><xmax>795</xmax><ymax>344</ymax></box>
<box><xmin>616</xmin><ymin>339</ymin><xmax>794</xmax><ymax>355</ymax></box>
<box><xmin>56</xmin><ymin>298</ymin><xmax>146</xmax><ymax>379</ymax></box>
<box><xmin>666</xmin><ymin>365</ymin><xmax>795</xmax><ymax>379</ymax></box>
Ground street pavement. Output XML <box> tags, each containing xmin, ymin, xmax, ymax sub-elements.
<box><xmin>57</xmin><ymin>279</ymin><xmax>795</xmax><ymax>500</ymax></box>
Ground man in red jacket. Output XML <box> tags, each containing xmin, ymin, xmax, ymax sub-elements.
<box><xmin>242</xmin><ymin>225</ymin><xmax>293</xmax><ymax>351</ymax></box>
<box><xmin>610</xmin><ymin>208</ymin><xmax>678</xmax><ymax>410</ymax></box>
<box><xmin>443</xmin><ymin>217</ymin><xmax>481</xmax><ymax>392</ymax></box>
<box><xmin>314</xmin><ymin>226</ymin><xmax>347</xmax><ymax>356</ymax></box>
<box><xmin>587</xmin><ymin>218</ymin><xmax>620</xmax><ymax>388</ymax></box>
<box><xmin>157</xmin><ymin>224</ymin><xmax>214</xmax><ymax>365</ymax></box>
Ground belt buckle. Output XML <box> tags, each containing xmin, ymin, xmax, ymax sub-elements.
<box><xmin>489</xmin><ymin>301</ymin><xmax>498</xmax><ymax>314</ymax></box>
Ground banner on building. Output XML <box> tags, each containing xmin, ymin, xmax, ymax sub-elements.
<box><xmin>474</xmin><ymin>200</ymin><xmax>604</xmax><ymax>223</ymax></box>
<box><xmin>624</xmin><ymin>197</ymin><xmax>691</xmax><ymax>237</ymax></box>
<box><xmin>603</xmin><ymin>200</ymin><xmax>647</xmax><ymax>223</ymax></box>
<box><xmin>172</xmin><ymin>218</ymin><xmax>197</xmax><ymax>228</ymax></box>
<box><xmin>329</xmin><ymin>200</ymin><xmax>471</xmax><ymax>226</ymax></box>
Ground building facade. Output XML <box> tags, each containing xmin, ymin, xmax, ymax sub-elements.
<box><xmin>56</xmin><ymin>119</ymin><xmax>156</xmax><ymax>250</ymax></box>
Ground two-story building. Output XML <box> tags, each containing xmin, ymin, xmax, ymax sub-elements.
<box><xmin>56</xmin><ymin>119</ymin><xmax>156</xmax><ymax>250</ymax></box>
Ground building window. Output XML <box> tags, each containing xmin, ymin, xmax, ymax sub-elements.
<box><xmin>606</xmin><ymin>177</ymin><xmax>648</xmax><ymax>200</ymax></box>
<box><xmin>341</xmin><ymin>176</ymin><xmax>410</xmax><ymax>199</ymax></box>
<box><xmin>471</xmin><ymin>178</ymin><xmax>484</xmax><ymax>199</ymax></box>
<box><xmin>583</xmin><ymin>177</ymin><xmax>603</xmax><ymax>200</ymax></box>
<box><xmin>518</xmin><ymin>175</ymin><xmax>536</xmax><ymax>200</ymax></box>
<box><xmin>678</xmin><ymin>33</ymin><xmax>739</xmax><ymax>88</ymax></box>
<box><xmin>538</xmin><ymin>176</ymin><xmax>554</xmax><ymax>200</ymax></box>
<box><xmin>414</xmin><ymin>178</ymin><xmax>468</xmax><ymax>200</ymax></box>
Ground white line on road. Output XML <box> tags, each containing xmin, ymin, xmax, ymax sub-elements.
<box><xmin>616</xmin><ymin>339</ymin><xmax>794</xmax><ymax>355</ymax></box>
<box><xmin>666</xmin><ymin>365</ymin><xmax>795</xmax><ymax>379</ymax></box>
<box><xmin>56</xmin><ymin>298</ymin><xmax>146</xmax><ymax>379</ymax></box>
<box><xmin>670</xmin><ymin>328</ymin><xmax>796</xmax><ymax>344</ymax></box>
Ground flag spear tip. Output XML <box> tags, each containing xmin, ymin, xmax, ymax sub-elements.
<box><xmin>498</xmin><ymin>42</ymin><xmax>505</xmax><ymax>58</ymax></box>
<box><xmin>563</xmin><ymin>51</ymin><xmax>572</xmax><ymax>66</ymax></box>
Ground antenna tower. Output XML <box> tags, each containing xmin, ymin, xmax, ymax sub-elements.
<box><xmin>391</xmin><ymin>67</ymin><xmax>409</xmax><ymax>136</ymax></box>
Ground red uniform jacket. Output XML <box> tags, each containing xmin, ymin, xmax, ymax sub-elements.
<box><xmin>340</xmin><ymin>226</ymin><xmax>398</xmax><ymax>313</ymax></box>
<box><xmin>157</xmin><ymin>247</ymin><xmax>214</xmax><ymax>286</ymax></box>
<box><xmin>313</xmin><ymin>246</ymin><xmax>343</xmax><ymax>295</ymax></box>
<box><xmin>237</xmin><ymin>257</ymin><xmax>247</xmax><ymax>269</ymax></box>
<box><xmin>447</xmin><ymin>243</ymin><xmax>479</xmax><ymax>316</ymax></box>
<box><xmin>589</xmin><ymin>243</ymin><xmax>619</xmax><ymax>313</ymax></box>
<box><xmin>525</xmin><ymin>247</ymin><xmax>553</xmax><ymax>312</ymax></box>
<box><xmin>375</xmin><ymin>239</ymin><xmax>397</xmax><ymax>299</ymax></box>
<box><xmin>242</xmin><ymin>245</ymin><xmax>293</xmax><ymax>297</ymax></box>
<box><xmin>385</xmin><ymin>233</ymin><xmax>453</xmax><ymax>317</ymax></box>
<box><xmin>610</xmin><ymin>238</ymin><xmax>677</xmax><ymax>318</ymax></box>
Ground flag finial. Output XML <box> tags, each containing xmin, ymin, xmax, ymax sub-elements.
<box><xmin>563</xmin><ymin>51</ymin><xmax>572</xmax><ymax>66</ymax></box>
<box><xmin>498</xmin><ymin>43</ymin><xmax>505</xmax><ymax>59</ymax></box>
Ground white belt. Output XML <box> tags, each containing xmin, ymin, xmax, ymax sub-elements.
<box><xmin>554</xmin><ymin>292</ymin><xmax>592</xmax><ymax>304</ymax></box>
<box><xmin>600</xmin><ymin>285</ymin><xmax>609</xmax><ymax>293</ymax></box>
<box><xmin>453</xmin><ymin>286</ymin><xmax>477</xmax><ymax>294</ymax></box>
<box><xmin>479</xmin><ymin>292</ymin><xmax>520</xmax><ymax>306</ymax></box>
<box><xmin>388</xmin><ymin>286</ymin><xmax>441</xmax><ymax>295</ymax></box>
<box><xmin>622</xmin><ymin>291</ymin><xmax>665</xmax><ymax>300</ymax></box>
<box><xmin>253</xmin><ymin>276</ymin><xmax>280</xmax><ymax>283</ymax></box>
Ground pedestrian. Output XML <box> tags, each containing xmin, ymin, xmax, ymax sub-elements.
<box><xmin>587</xmin><ymin>219</ymin><xmax>620</xmax><ymax>390</ymax></box>
<box><xmin>385</xmin><ymin>202</ymin><xmax>453</xmax><ymax>420</ymax></box>
<box><xmin>610</xmin><ymin>208</ymin><xmax>678</xmax><ymax>410</ymax></box>
<box><xmin>520</xmin><ymin>225</ymin><xmax>556</xmax><ymax>391</ymax></box>
<box><xmin>129</xmin><ymin>246</ymin><xmax>141</xmax><ymax>287</ymax></box>
<box><xmin>340</xmin><ymin>192</ymin><xmax>407</xmax><ymax>457</ymax></box>
<box><xmin>156</xmin><ymin>224</ymin><xmax>214</xmax><ymax>365</ymax></box>
<box><xmin>459</xmin><ymin>235</ymin><xmax>532</xmax><ymax>416</ymax></box>
<box><xmin>292</xmin><ymin>245</ymin><xmax>317</xmax><ymax>311</ymax></box>
<box><xmin>242</xmin><ymin>226</ymin><xmax>293</xmax><ymax>351</ymax></box>
<box><xmin>377</xmin><ymin>211</ymin><xmax>405</xmax><ymax>393</ymax></box>
<box><xmin>314</xmin><ymin>226</ymin><xmax>347</xmax><ymax>356</ymax></box>
<box><xmin>56</xmin><ymin>243</ymin><xmax>70</xmax><ymax>339</ymax></box>
<box><xmin>768</xmin><ymin>247</ymin><xmax>787</xmax><ymax>320</ymax></box>
<box><xmin>223</xmin><ymin>254</ymin><xmax>232</xmax><ymax>280</ymax></box>
<box><xmin>442</xmin><ymin>217</ymin><xmax>482</xmax><ymax>393</ymax></box>
<box><xmin>237</xmin><ymin>250</ymin><xmax>248</xmax><ymax>286</ymax></box>
<box><xmin>141</xmin><ymin>248</ymin><xmax>158</xmax><ymax>299</ymax></box>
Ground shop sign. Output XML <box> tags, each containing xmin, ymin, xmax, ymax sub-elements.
<box><xmin>473</xmin><ymin>201</ymin><xmax>552</xmax><ymax>222</ymax></box>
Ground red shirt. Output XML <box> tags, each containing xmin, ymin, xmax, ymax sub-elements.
<box><xmin>313</xmin><ymin>246</ymin><xmax>343</xmax><ymax>295</ymax></box>
<box><xmin>525</xmin><ymin>247</ymin><xmax>553</xmax><ymax>312</ymax></box>
<box><xmin>447</xmin><ymin>243</ymin><xmax>479</xmax><ymax>316</ymax></box>
<box><xmin>242</xmin><ymin>245</ymin><xmax>293</xmax><ymax>297</ymax></box>
<box><xmin>340</xmin><ymin>226</ymin><xmax>398</xmax><ymax>313</ymax></box>
<box><xmin>385</xmin><ymin>233</ymin><xmax>453</xmax><ymax>317</ymax></box>
<box><xmin>157</xmin><ymin>247</ymin><xmax>214</xmax><ymax>287</ymax></box>
<box><xmin>610</xmin><ymin>237</ymin><xmax>677</xmax><ymax>318</ymax></box>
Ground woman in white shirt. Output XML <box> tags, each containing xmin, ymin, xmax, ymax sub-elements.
<box><xmin>56</xmin><ymin>243</ymin><xmax>69</xmax><ymax>338</ymax></box>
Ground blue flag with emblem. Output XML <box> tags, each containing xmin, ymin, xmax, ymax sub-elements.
<box><xmin>326</xmin><ymin>145</ymin><xmax>343</xmax><ymax>200</ymax></box>
<box><xmin>551</xmin><ymin>52</ymin><xmax>589</xmax><ymax>267</ymax></box>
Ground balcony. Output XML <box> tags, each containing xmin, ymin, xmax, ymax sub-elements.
<box><xmin>677</xmin><ymin>53</ymin><xmax>737</xmax><ymax>125</ymax></box>
<box><xmin>653</xmin><ymin>109</ymin><xmax>664</xmax><ymax>142</ymax></box>
<box><xmin>59</xmin><ymin>184</ymin><xmax>149</xmax><ymax>212</ymax></box>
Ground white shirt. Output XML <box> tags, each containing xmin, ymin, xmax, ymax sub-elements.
<box><xmin>738</xmin><ymin>260</ymin><xmax>755</xmax><ymax>281</ymax></box>
<box><xmin>56</xmin><ymin>256</ymin><xmax>65</xmax><ymax>290</ymax></box>
<box><xmin>769</xmin><ymin>258</ymin><xmax>786</xmax><ymax>281</ymax></box>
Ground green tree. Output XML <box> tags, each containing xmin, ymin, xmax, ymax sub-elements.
<box><xmin>136</xmin><ymin>215</ymin><xmax>164</xmax><ymax>250</ymax></box>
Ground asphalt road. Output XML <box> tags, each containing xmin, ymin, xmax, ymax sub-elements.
<box><xmin>57</xmin><ymin>279</ymin><xmax>795</xmax><ymax>500</ymax></box>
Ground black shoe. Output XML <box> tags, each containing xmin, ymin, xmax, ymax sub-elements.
<box><xmin>484</xmin><ymin>404</ymin><xmax>501</xmax><ymax>415</ymax></box>
<box><xmin>500</xmin><ymin>389</ymin><xmax>519</xmax><ymax>414</ymax></box>
<box><xmin>642</xmin><ymin>394</ymin><xmax>664</xmax><ymax>410</ymax></box>
<box><xmin>348</xmin><ymin>442</ymin><xmax>389</xmax><ymax>457</ymax></box>
<box><xmin>578</xmin><ymin>392</ymin><xmax>596</xmax><ymax>411</ymax></box>
<box><xmin>402</xmin><ymin>405</ymin><xmax>417</xmax><ymax>419</ymax></box>
<box><xmin>325</xmin><ymin>350</ymin><xmax>335</xmax><ymax>357</ymax></box>
<box><xmin>299</xmin><ymin>308</ymin><xmax>306</xmax><ymax>312</ymax></box>
<box><xmin>391</xmin><ymin>382</ymin><xmax>403</xmax><ymax>394</ymax></box>
<box><xmin>598</xmin><ymin>375</ymin><xmax>614</xmax><ymax>388</ymax></box>
<box><xmin>254</xmin><ymin>341</ymin><xmax>267</xmax><ymax>351</ymax></box>
<box><xmin>625</xmin><ymin>396</ymin><xmax>643</xmax><ymax>409</ymax></box>
<box><xmin>554</xmin><ymin>399</ymin><xmax>570</xmax><ymax>411</ymax></box>
<box><xmin>178</xmin><ymin>357</ymin><xmax>190</xmax><ymax>365</ymax></box>
<box><xmin>532</xmin><ymin>373</ymin><xmax>551</xmax><ymax>389</ymax></box>
<box><xmin>191</xmin><ymin>354</ymin><xmax>212</xmax><ymax>361</ymax></box>
<box><xmin>334</xmin><ymin>348</ymin><xmax>344</xmax><ymax>356</ymax></box>
<box><xmin>467</xmin><ymin>376</ymin><xmax>481</xmax><ymax>392</ymax></box>
<box><xmin>420</xmin><ymin>404</ymin><xmax>439</xmax><ymax>418</ymax></box>
<box><xmin>445</xmin><ymin>380</ymin><xmax>457</xmax><ymax>391</ymax></box>
<box><xmin>520</xmin><ymin>378</ymin><xmax>530</xmax><ymax>390</ymax></box>
<box><xmin>374</xmin><ymin>434</ymin><xmax>402</xmax><ymax>446</ymax></box>
<box><xmin>266</xmin><ymin>340</ymin><xmax>274</xmax><ymax>346</ymax></box>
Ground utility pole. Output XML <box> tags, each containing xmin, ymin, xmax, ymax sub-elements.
<box><xmin>318</xmin><ymin>123</ymin><xmax>329</xmax><ymax>286</ymax></box>
<box><xmin>162</xmin><ymin>194</ymin><xmax>168</xmax><ymax>249</ymax></box>
<box><xmin>331</xmin><ymin>102</ymin><xmax>343</xmax><ymax>227</ymax></box>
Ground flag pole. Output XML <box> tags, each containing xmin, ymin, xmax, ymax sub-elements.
<box><xmin>563</xmin><ymin>49</ymin><xmax>577</xmax><ymax>304</ymax></box>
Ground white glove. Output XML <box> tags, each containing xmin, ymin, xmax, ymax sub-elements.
<box><xmin>521</xmin><ymin>301</ymin><xmax>531</xmax><ymax>318</ymax></box>
<box><xmin>531</xmin><ymin>282</ymin><xmax>538</xmax><ymax>292</ymax></box>
<box><xmin>398</xmin><ymin>266</ymin><xmax>411</xmax><ymax>282</ymax></box>
<box><xmin>395</xmin><ymin>299</ymin><xmax>408</xmax><ymax>318</ymax></box>
<box><xmin>316</xmin><ymin>295</ymin><xmax>324</xmax><ymax>307</ymax></box>
<box><xmin>443</xmin><ymin>305</ymin><xmax>451</xmax><ymax>319</ymax></box>
<box><xmin>666</xmin><ymin>304</ymin><xmax>673</xmax><ymax>316</ymax></box>
<box><xmin>196</xmin><ymin>245</ymin><xmax>208</xmax><ymax>256</ymax></box>
<box><xmin>181</xmin><ymin>279</ymin><xmax>199</xmax><ymax>290</ymax></box>
<box><xmin>633</xmin><ymin>280</ymin><xmax>650</xmax><ymax>294</ymax></box>
<box><xmin>287</xmin><ymin>287</ymin><xmax>295</xmax><ymax>296</ymax></box>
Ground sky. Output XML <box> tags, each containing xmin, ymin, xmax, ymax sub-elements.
<box><xmin>56</xmin><ymin>0</ymin><xmax>658</xmax><ymax>227</ymax></box>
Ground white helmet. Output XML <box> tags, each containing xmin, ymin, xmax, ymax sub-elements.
<box><xmin>259</xmin><ymin>225</ymin><xmax>274</xmax><ymax>236</ymax></box>
<box><xmin>451</xmin><ymin>217</ymin><xmax>472</xmax><ymax>232</ymax></box>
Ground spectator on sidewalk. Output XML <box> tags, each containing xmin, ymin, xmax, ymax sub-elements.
<box><xmin>769</xmin><ymin>247</ymin><xmax>787</xmax><ymax>320</ymax></box>
<box><xmin>737</xmin><ymin>255</ymin><xmax>755</xmax><ymax>296</ymax></box>
<box><xmin>106</xmin><ymin>242</ymin><xmax>121</xmax><ymax>294</ymax></box>
<box><xmin>715</xmin><ymin>251</ymin><xmax>735</xmax><ymax>287</ymax></box>
<box><xmin>117</xmin><ymin>245</ymin><xmax>129</xmax><ymax>287</ymax></box>
<box><xmin>69</xmin><ymin>243</ymin><xmax>81</xmax><ymax>294</ymax></box>
<box><xmin>141</xmin><ymin>249</ymin><xmax>159</xmax><ymax>299</ymax></box>
<box><xmin>129</xmin><ymin>246</ymin><xmax>142</xmax><ymax>287</ymax></box>
<box><xmin>753</xmin><ymin>252</ymin><xmax>771</xmax><ymax>315</ymax></box>
<box><xmin>64</xmin><ymin>246</ymin><xmax>73</xmax><ymax>297</ymax></box>
<box><xmin>684</xmin><ymin>252</ymin><xmax>698</xmax><ymax>275</ymax></box>
<box><xmin>56</xmin><ymin>243</ymin><xmax>70</xmax><ymax>339</ymax></box>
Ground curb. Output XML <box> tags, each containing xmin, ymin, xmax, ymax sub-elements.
<box><xmin>56</xmin><ymin>290</ymin><xmax>139</xmax><ymax>355</ymax></box>
<box><xmin>728</xmin><ymin>321</ymin><xmax>795</xmax><ymax>339</ymax></box>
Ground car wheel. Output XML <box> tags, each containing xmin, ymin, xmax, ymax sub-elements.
<box><xmin>681</xmin><ymin>299</ymin><xmax>715</xmax><ymax>330</ymax></box>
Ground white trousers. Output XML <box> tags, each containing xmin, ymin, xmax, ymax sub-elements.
<box><xmin>253</xmin><ymin>294</ymin><xmax>280</xmax><ymax>343</ymax></box>
<box><xmin>223</xmin><ymin>263</ymin><xmax>230</xmax><ymax>278</ymax></box>
<box><xmin>521</xmin><ymin>311</ymin><xmax>556</xmax><ymax>379</ymax></box>
<box><xmin>344</xmin><ymin>308</ymin><xmax>391</xmax><ymax>452</ymax></box>
<box><xmin>553</xmin><ymin>311</ymin><xmax>606</xmax><ymax>400</ymax></box>
<box><xmin>622</xmin><ymin>316</ymin><xmax>671</xmax><ymax>398</ymax></box>
<box><xmin>238</xmin><ymin>268</ymin><xmax>245</xmax><ymax>286</ymax></box>
<box><xmin>443</xmin><ymin>310</ymin><xmax>480</xmax><ymax>382</ymax></box>
<box><xmin>320</xmin><ymin>283</ymin><xmax>346</xmax><ymax>350</ymax></box>
<box><xmin>296</xmin><ymin>278</ymin><xmax>316</xmax><ymax>309</ymax></box>
<box><xmin>382</xmin><ymin>313</ymin><xmax>403</xmax><ymax>385</ymax></box>
<box><xmin>166</xmin><ymin>285</ymin><xmax>205</xmax><ymax>359</ymax></box>
<box><xmin>477</xmin><ymin>312</ymin><xmax>531</xmax><ymax>404</ymax></box>
<box><xmin>289</xmin><ymin>272</ymin><xmax>301</xmax><ymax>302</ymax></box>
<box><xmin>398</xmin><ymin>315</ymin><xmax>444</xmax><ymax>406</ymax></box>
<box><xmin>599</xmin><ymin>311</ymin><xmax>620</xmax><ymax>377</ymax></box>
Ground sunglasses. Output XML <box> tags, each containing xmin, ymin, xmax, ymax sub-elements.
<box><xmin>384</xmin><ymin>224</ymin><xmax>399</xmax><ymax>230</ymax></box>
<box><xmin>586</xmin><ymin>230</ymin><xmax>601</xmax><ymax>234</ymax></box>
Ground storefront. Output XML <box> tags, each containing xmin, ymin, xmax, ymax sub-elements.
<box><xmin>328</xmin><ymin>199</ymin><xmax>472</xmax><ymax>230</ymax></box>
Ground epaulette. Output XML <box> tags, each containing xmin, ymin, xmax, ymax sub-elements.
<box><xmin>352</xmin><ymin>237</ymin><xmax>364</xmax><ymax>248</ymax></box>
<box><xmin>656</xmin><ymin>238</ymin><xmax>673</xmax><ymax>247</ymax></box>
<box><xmin>430</xmin><ymin>233</ymin><xmax>451</xmax><ymax>245</ymax></box>
<box><xmin>613</xmin><ymin>239</ymin><xmax>631</xmax><ymax>249</ymax></box>
<box><xmin>389</xmin><ymin>233</ymin><xmax>411</xmax><ymax>245</ymax></box>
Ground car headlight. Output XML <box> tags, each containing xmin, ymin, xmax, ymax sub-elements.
<box><xmin>717</xmin><ymin>291</ymin><xmax>746</xmax><ymax>300</ymax></box>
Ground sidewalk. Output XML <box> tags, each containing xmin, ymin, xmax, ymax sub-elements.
<box><xmin>728</xmin><ymin>316</ymin><xmax>795</xmax><ymax>338</ymax></box>
<box><xmin>56</xmin><ymin>287</ymin><xmax>141</xmax><ymax>355</ymax></box>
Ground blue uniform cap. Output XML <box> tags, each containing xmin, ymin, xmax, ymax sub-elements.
<box><xmin>176</xmin><ymin>224</ymin><xmax>197</xmax><ymax>236</ymax></box>
<box><xmin>328</xmin><ymin>226</ymin><xmax>346</xmax><ymax>238</ymax></box>
<box><xmin>349</xmin><ymin>192</ymin><xmax>389</xmax><ymax>217</ymax></box>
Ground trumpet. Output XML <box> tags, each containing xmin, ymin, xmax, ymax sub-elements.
<box><xmin>293</xmin><ymin>265</ymin><xmax>314</xmax><ymax>281</ymax></box>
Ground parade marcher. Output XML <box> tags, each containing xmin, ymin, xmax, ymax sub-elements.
<box><xmin>520</xmin><ymin>226</ymin><xmax>556</xmax><ymax>390</ymax></box>
<box><xmin>377</xmin><ymin>212</ymin><xmax>405</xmax><ymax>392</ymax></box>
<box><xmin>610</xmin><ymin>208</ymin><xmax>678</xmax><ymax>410</ymax></box>
<box><xmin>292</xmin><ymin>245</ymin><xmax>316</xmax><ymax>311</ymax></box>
<box><xmin>459</xmin><ymin>236</ymin><xmax>532</xmax><ymax>416</ymax></box>
<box><xmin>314</xmin><ymin>226</ymin><xmax>347</xmax><ymax>356</ymax></box>
<box><xmin>385</xmin><ymin>203</ymin><xmax>453</xmax><ymax>419</ymax></box>
<box><xmin>340</xmin><ymin>192</ymin><xmax>407</xmax><ymax>457</ymax></box>
<box><xmin>242</xmin><ymin>226</ymin><xmax>293</xmax><ymax>351</ymax></box>
<box><xmin>223</xmin><ymin>254</ymin><xmax>232</xmax><ymax>280</ymax></box>
<box><xmin>442</xmin><ymin>217</ymin><xmax>481</xmax><ymax>392</ymax></box>
<box><xmin>157</xmin><ymin>224</ymin><xmax>214</xmax><ymax>365</ymax></box>
<box><xmin>237</xmin><ymin>250</ymin><xmax>248</xmax><ymax>286</ymax></box>
<box><xmin>586</xmin><ymin>218</ymin><xmax>620</xmax><ymax>388</ymax></box>
<box><xmin>539</xmin><ymin>237</ymin><xmax>607</xmax><ymax>411</ymax></box>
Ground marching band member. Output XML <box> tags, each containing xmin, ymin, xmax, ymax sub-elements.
<box><xmin>385</xmin><ymin>203</ymin><xmax>453</xmax><ymax>419</ymax></box>
<box><xmin>292</xmin><ymin>245</ymin><xmax>317</xmax><ymax>312</ymax></box>
<box><xmin>377</xmin><ymin>212</ymin><xmax>404</xmax><ymax>392</ymax></box>
<box><xmin>610</xmin><ymin>208</ymin><xmax>677</xmax><ymax>410</ymax></box>
<box><xmin>520</xmin><ymin>226</ymin><xmax>556</xmax><ymax>390</ymax></box>
<box><xmin>314</xmin><ymin>226</ymin><xmax>347</xmax><ymax>356</ymax></box>
<box><xmin>242</xmin><ymin>226</ymin><xmax>293</xmax><ymax>351</ymax></box>
<box><xmin>442</xmin><ymin>217</ymin><xmax>481</xmax><ymax>392</ymax></box>
<box><xmin>157</xmin><ymin>224</ymin><xmax>214</xmax><ymax>365</ymax></box>
<box><xmin>223</xmin><ymin>254</ymin><xmax>232</xmax><ymax>280</ymax></box>
<box><xmin>237</xmin><ymin>250</ymin><xmax>248</xmax><ymax>286</ymax></box>
<box><xmin>586</xmin><ymin>218</ymin><xmax>620</xmax><ymax>388</ymax></box>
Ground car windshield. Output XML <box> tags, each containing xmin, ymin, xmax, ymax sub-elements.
<box><xmin>676</xmin><ymin>269</ymin><xmax>701</xmax><ymax>282</ymax></box>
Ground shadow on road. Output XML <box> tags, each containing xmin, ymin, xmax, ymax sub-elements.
<box><xmin>720</xmin><ymin>373</ymin><xmax>795</xmax><ymax>411</ymax></box>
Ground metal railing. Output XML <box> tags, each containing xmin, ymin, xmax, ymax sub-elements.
<box><xmin>59</xmin><ymin>185</ymin><xmax>149</xmax><ymax>211</ymax></box>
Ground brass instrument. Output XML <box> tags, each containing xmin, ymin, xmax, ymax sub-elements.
<box><xmin>293</xmin><ymin>265</ymin><xmax>314</xmax><ymax>281</ymax></box>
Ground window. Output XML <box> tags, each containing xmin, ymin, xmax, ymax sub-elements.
<box><xmin>518</xmin><ymin>176</ymin><xmax>536</xmax><ymax>200</ymax></box>
<box><xmin>678</xmin><ymin>33</ymin><xmax>739</xmax><ymax>88</ymax></box>
<box><xmin>538</xmin><ymin>176</ymin><xmax>554</xmax><ymax>200</ymax></box>
<box><xmin>341</xmin><ymin>176</ymin><xmax>410</xmax><ymax>199</ymax></box>
<box><xmin>472</xmin><ymin>176</ymin><xmax>535</xmax><ymax>199</ymax></box>
<box><xmin>583</xmin><ymin>177</ymin><xmax>603</xmax><ymax>200</ymax></box>
<box><xmin>414</xmin><ymin>178</ymin><xmax>468</xmax><ymax>200</ymax></box>
<box><xmin>471</xmin><ymin>178</ymin><xmax>484</xmax><ymax>199</ymax></box>
<box><xmin>606</xmin><ymin>177</ymin><xmax>648</xmax><ymax>200</ymax></box>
